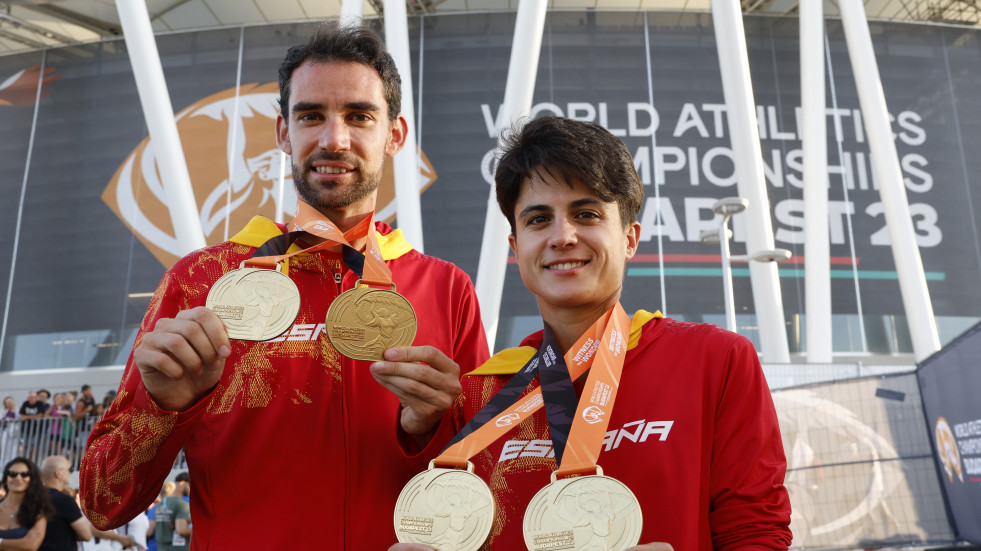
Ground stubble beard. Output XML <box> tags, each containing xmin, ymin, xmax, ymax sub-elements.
<box><xmin>292</xmin><ymin>152</ymin><xmax>382</xmax><ymax>213</ymax></box>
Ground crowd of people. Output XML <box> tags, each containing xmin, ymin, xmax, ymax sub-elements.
<box><xmin>0</xmin><ymin>386</ymin><xmax>116</xmax><ymax>470</ymax></box>
<box><xmin>0</xmin><ymin>456</ymin><xmax>188</xmax><ymax>551</ymax></box>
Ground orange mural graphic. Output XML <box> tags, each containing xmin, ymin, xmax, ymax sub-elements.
<box><xmin>103</xmin><ymin>82</ymin><xmax>437</xmax><ymax>268</ymax></box>
<box><xmin>0</xmin><ymin>64</ymin><xmax>59</xmax><ymax>106</ymax></box>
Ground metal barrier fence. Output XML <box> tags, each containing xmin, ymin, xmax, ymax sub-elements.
<box><xmin>0</xmin><ymin>417</ymin><xmax>187</xmax><ymax>472</ymax></box>
<box><xmin>763</xmin><ymin>362</ymin><xmax>915</xmax><ymax>390</ymax></box>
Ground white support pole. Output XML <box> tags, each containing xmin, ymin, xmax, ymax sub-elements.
<box><xmin>116</xmin><ymin>0</ymin><xmax>205</xmax><ymax>255</ymax></box>
<box><xmin>384</xmin><ymin>0</ymin><xmax>424</xmax><ymax>252</ymax></box>
<box><xmin>801</xmin><ymin>0</ymin><xmax>832</xmax><ymax>363</ymax></box>
<box><xmin>720</xmin><ymin>217</ymin><xmax>737</xmax><ymax>333</ymax></box>
<box><xmin>839</xmin><ymin>1</ymin><xmax>941</xmax><ymax>362</ymax></box>
<box><xmin>340</xmin><ymin>0</ymin><xmax>363</xmax><ymax>22</ymax></box>
<box><xmin>474</xmin><ymin>0</ymin><xmax>549</xmax><ymax>351</ymax></box>
<box><xmin>710</xmin><ymin>0</ymin><xmax>791</xmax><ymax>363</ymax></box>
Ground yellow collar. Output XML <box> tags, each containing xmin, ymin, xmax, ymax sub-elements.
<box><xmin>467</xmin><ymin>310</ymin><xmax>664</xmax><ymax>376</ymax></box>
<box><xmin>229</xmin><ymin>215</ymin><xmax>415</xmax><ymax>274</ymax></box>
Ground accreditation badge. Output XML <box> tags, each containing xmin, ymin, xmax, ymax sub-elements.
<box><xmin>523</xmin><ymin>466</ymin><xmax>642</xmax><ymax>551</ymax></box>
<box><xmin>206</xmin><ymin>261</ymin><xmax>300</xmax><ymax>341</ymax></box>
<box><xmin>394</xmin><ymin>461</ymin><xmax>495</xmax><ymax>551</ymax></box>
<box><xmin>325</xmin><ymin>280</ymin><xmax>417</xmax><ymax>361</ymax></box>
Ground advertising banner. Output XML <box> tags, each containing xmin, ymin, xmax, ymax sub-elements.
<box><xmin>918</xmin><ymin>322</ymin><xmax>981</xmax><ymax>543</ymax></box>
<box><xmin>774</xmin><ymin>373</ymin><xmax>953</xmax><ymax>548</ymax></box>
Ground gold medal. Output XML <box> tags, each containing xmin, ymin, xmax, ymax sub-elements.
<box><xmin>206</xmin><ymin>261</ymin><xmax>300</xmax><ymax>341</ymax></box>
<box><xmin>325</xmin><ymin>280</ymin><xmax>417</xmax><ymax>360</ymax></box>
<box><xmin>394</xmin><ymin>461</ymin><xmax>495</xmax><ymax>551</ymax></box>
<box><xmin>523</xmin><ymin>467</ymin><xmax>642</xmax><ymax>551</ymax></box>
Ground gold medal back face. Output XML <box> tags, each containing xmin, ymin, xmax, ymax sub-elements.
<box><xmin>325</xmin><ymin>286</ymin><xmax>417</xmax><ymax>360</ymax></box>
<box><xmin>523</xmin><ymin>475</ymin><xmax>643</xmax><ymax>551</ymax></box>
<box><xmin>206</xmin><ymin>268</ymin><xmax>300</xmax><ymax>341</ymax></box>
<box><xmin>395</xmin><ymin>468</ymin><xmax>495</xmax><ymax>551</ymax></box>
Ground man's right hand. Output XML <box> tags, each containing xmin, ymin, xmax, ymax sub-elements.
<box><xmin>134</xmin><ymin>307</ymin><xmax>231</xmax><ymax>412</ymax></box>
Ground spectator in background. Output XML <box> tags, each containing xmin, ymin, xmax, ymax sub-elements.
<box><xmin>75</xmin><ymin>386</ymin><xmax>98</xmax><ymax>453</ymax></box>
<box><xmin>18</xmin><ymin>393</ymin><xmax>46</xmax><ymax>420</ymax></box>
<box><xmin>46</xmin><ymin>394</ymin><xmax>75</xmax><ymax>458</ymax></box>
<box><xmin>38</xmin><ymin>455</ymin><xmax>97</xmax><ymax>551</ymax></box>
<box><xmin>36</xmin><ymin>391</ymin><xmax>50</xmax><ymax>411</ymax></box>
<box><xmin>154</xmin><ymin>475</ymin><xmax>190</xmax><ymax>551</ymax></box>
<box><xmin>19</xmin><ymin>392</ymin><xmax>48</xmax><ymax>460</ymax></box>
<box><xmin>1</xmin><ymin>398</ymin><xmax>16</xmax><ymax>422</ymax></box>
<box><xmin>75</xmin><ymin>387</ymin><xmax>96</xmax><ymax>421</ymax></box>
<box><xmin>95</xmin><ymin>391</ymin><xmax>116</xmax><ymax>419</ymax></box>
<box><xmin>172</xmin><ymin>473</ymin><xmax>188</xmax><ymax>505</ymax></box>
<box><xmin>0</xmin><ymin>397</ymin><xmax>18</xmax><ymax>469</ymax></box>
<box><xmin>145</xmin><ymin>481</ymin><xmax>174</xmax><ymax>551</ymax></box>
<box><xmin>101</xmin><ymin>511</ymin><xmax>148</xmax><ymax>551</ymax></box>
<box><xmin>0</xmin><ymin>457</ymin><xmax>53</xmax><ymax>549</ymax></box>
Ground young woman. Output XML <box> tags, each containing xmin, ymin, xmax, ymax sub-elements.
<box><xmin>0</xmin><ymin>457</ymin><xmax>53</xmax><ymax>551</ymax></box>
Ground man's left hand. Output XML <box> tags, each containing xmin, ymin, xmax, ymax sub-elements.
<box><xmin>370</xmin><ymin>345</ymin><xmax>462</xmax><ymax>436</ymax></box>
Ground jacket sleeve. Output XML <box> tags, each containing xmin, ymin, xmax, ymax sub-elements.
<box><xmin>709</xmin><ymin>336</ymin><xmax>793</xmax><ymax>550</ymax></box>
<box><xmin>79</xmin><ymin>264</ymin><xmax>211</xmax><ymax>530</ymax></box>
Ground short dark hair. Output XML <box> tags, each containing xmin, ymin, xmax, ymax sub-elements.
<box><xmin>278</xmin><ymin>23</ymin><xmax>401</xmax><ymax>122</ymax></box>
<box><xmin>175</xmin><ymin>471</ymin><xmax>189</xmax><ymax>483</ymax></box>
<box><xmin>495</xmin><ymin>116</ymin><xmax>645</xmax><ymax>234</ymax></box>
<box><xmin>81</xmin><ymin>384</ymin><xmax>91</xmax><ymax>392</ymax></box>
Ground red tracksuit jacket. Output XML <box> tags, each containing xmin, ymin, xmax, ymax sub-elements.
<box><xmin>437</xmin><ymin>312</ymin><xmax>792</xmax><ymax>550</ymax></box>
<box><xmin>80</xmin><ymin>216</ymin><xmax>489</xmax><ymax>550</ymax></box>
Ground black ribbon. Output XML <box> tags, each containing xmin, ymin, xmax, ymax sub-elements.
<box><xmin>537</xmin><ymin>324</ymin><xmax>579</xmax><ymax>464</ymax></box>
<box><xmin>250</xmin><ymin>230</ymin><xmax>369</xmax><ymax>281</ymax></box>
<box><xmin>442</xmin><ymin>325</ymin><xmax>579</xmax><ymax>463</ymax></box>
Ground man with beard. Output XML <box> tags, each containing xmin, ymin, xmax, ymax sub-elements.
<box><xmin>79</xmin><ymin>23</ymin><xmax>489</xmax><ymax>550</ymax></box>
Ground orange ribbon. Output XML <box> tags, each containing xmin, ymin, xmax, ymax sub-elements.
<box><xmin>436</xmin><ymin>303</ymin><xmax>631</xmax><ymax>480</ymax></box>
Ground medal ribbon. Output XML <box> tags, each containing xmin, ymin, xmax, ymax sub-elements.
<box><xmin>434</xmin><ymin>303</ymin><xmax>630</xmax><ymax>477</ymax></box>
<box><xmin>245</xmin><ymin>200</ymin><xmax>394</xmax><ymax>288</ymax></box>
<box><xmin>554</xmin><ymin>303</ymin><xmax>629</xmax><ymax>478</ymax></box>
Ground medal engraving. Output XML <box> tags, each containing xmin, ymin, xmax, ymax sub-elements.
<box><xmin>325</xmin><ymin>283</ymin><xmax>417</xmax><ymax>360</ymax></box>
<box><xmin>395</xmin><ymin>464</ymin><xmax>495</xmax><ymax>551</ymax></box>
<box><xmin>523</xmin><ymin>474</ymin><xmax>642</xmax><ymax>551</ymax></box>
<box><xmin>206</xmin><ymin>267</ymin><xmax>300</xmax><ymax>341</ymax></box>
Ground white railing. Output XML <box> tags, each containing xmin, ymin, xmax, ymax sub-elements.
<box><xmin>0</xmin><ymin>417</ymin><xmax>187</xmax><ymax>472</ymax></box>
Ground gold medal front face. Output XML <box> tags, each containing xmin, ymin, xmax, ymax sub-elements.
<box><xmin>394</xmin><ymin>467</ymin><xmax>495</xmax><ymax>551</ymax></box>
<box><xmin>325</xmin><ymin>286</ymin><xmax>417</xmax><ymax>360</ymax></box>
<box><xmin>523</xmin><ymin>474</ymin><xmax>642</xmax><ymax>551</ymax></box>
<box><xmin>206</xmin><ymin>268</ymin><xmax>300</xmax><ymax>341</ymax></box>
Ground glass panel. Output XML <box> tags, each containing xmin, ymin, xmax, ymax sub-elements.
<box><xmin>0</xmin><ymin>51</ymin><xmax>45</xmax><ymax>370</ymax></box>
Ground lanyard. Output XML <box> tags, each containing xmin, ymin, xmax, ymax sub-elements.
<box><xmin>436</xmin><ymin>303</ymin><xmax>631</xmax><ymax>478</ymax></box>
<box><xmin>245</xmin><ymin>200</ymin><xmax>392</xmax><ymax>288</ymax></box>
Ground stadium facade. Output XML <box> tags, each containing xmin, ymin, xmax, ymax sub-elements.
<box><xmin>2</xmin><ymin>11</ymin><xmax>979</xmax><ymax>375</ymax></box>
